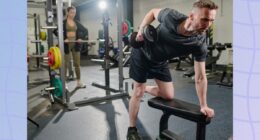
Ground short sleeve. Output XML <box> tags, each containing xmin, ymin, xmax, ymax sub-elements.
<box><xmin>193</xmin><ymin>43</ymin><xmax>208</xmax><ymax>62</ymax></box>
<box><xmin>158</xmin><ymin>8</ymin><xmax>187</xmax><ymax>23</ymax></box>
<box><xmin>158</xmin><ymin>8</ymin><xmax>187</xmax><ymax>31</ymax></box>
<box><xmin>158</xmin><ymin>8</ymin><xmax>172</xmax><ymax>23</ymax></box>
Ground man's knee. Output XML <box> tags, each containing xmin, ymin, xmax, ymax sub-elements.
<box><xmin>165</xmin><ymin>93</ymin><xmax>174</xmax><ymax>100</ymax></box>
<box><xmin>132</xmin><ymin>85</ymin><xmax>146</xmax><ymax>99</ymax></box>
<box><xmin>155</xmin><ymin>79</ymin><xmax>174</xmax><ymax>100</ymax></box>
<box><xmin>160</xmin><ymin>91</ymin><xmax>174</xmax><ymax>100</ymax></box>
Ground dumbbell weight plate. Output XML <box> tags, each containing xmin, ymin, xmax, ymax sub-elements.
<box><xmin>142</xmin><ymin>25</ymin><xmax>157</xmax><ymax>42</ymax></box>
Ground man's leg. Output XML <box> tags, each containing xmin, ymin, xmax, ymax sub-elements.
<box><xmin>127</xmin><ymin>48</ymin><xmax>149</xmax><ymax>140</ymax></box>
<box><xmin>129</xmin><ymin>81</ymin><xmax>146</xmax><ymax>127</ymax></box>
<box><xmin>145</xmin><ymin>85</ymin><xmax>159</xmax><ymax>96</ymax></box>
<box><xmin>145</xmin><ymin>79</ymin><xmax>174</xmax><ymax>100</ymax></box>
<box><xmin>127</xmin><ymin>81</ymin><xmax>146</xmax><ymax>140</ymax></box>
<box><xmin>155</xmin><ymin>79</ymin><xmax>175</xmax><ymax>99</ymax></box>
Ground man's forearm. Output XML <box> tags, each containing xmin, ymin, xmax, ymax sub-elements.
<box><xmin>195</xmin><ymin>76</ymin><xmax>208</xmax><ymax>107</ymax></box>
<box><xmin>139</xmin><ymin>10</ymin><xmax>156</xmax><ymax>31</ymax></box>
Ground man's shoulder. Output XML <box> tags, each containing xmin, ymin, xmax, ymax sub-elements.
<box><xmin>161</xmin><ymin>8</ymin><xmax>187</xmax><ymax>17</ymax></box>
<box><xmin>158</xmin><ymin>8</ymin><xmax>187</xmax><ymax>25</ymax></box>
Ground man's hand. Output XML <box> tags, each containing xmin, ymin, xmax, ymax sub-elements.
<box><xmin>200</xmin><ymin>106</ymin><xmax>215</xmax><ymax>118</ymax></box>
<box><xmin>136</xmin><ymin>29</ymin><xmax>144</xmax><ymax>42</ymax></box>
<box><xmin>64</xmin><ymin>39</ymin><xmax>69</xmax><ymax>43</ymax></box>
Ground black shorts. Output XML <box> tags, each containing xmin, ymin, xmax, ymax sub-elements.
<box><xmin>129</xmin><ymin>49</ymin><xmax>172</xmax><ymax>83</ymax></box>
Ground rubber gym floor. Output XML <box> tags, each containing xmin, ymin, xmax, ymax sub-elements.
<box><xmin>28</xmin><ymin>57</ymin><xmax>232</xmax><ymax>140</ymax></box>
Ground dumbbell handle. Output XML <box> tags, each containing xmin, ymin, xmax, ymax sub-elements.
<box><xmin>135</xmin><ymin>32</ymin><xmax>144</xmax><ymax>42</ymax></box>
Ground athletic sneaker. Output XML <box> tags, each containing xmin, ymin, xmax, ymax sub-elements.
<box><xmin>76</xmin><ymin>82</ymin><xmax>86</xmax><ymax>88</ymax></box>
<box><xmin>65</xmin><ymin>83</ymin><xmax>68</xmax><ymax>90</ymax></box>
<box><xmin>127</xmin><ymin>127</ymin><xmax>142</xmax><ymax>140</ymax></box>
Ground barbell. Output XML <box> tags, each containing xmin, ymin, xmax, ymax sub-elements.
<box><xmin>31</xmin><ymin>39</ymin><xmax>101</xmax><ymax>44</ymax></box>
<box><xmin>64</xmin><ymin>40</ymin><xmax>100</xmax><ymax>44</ymax></box>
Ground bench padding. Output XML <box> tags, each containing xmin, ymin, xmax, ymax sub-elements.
<box><xmin>148</xmin><ymin>97</ymin><xmax>210</xmax><ymax>124</ymax></box>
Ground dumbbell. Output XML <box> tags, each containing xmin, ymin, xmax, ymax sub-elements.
<box><xmin>224</xmin><ymin>43</ymin><xmax>232</xmax><ymax>48</ymax></box>
<box><xmin>129</xmin><ymin>32</ymin><xmax>144</xmax><ymax>49</ymax></box>
<box><xmin>214</xmin><ymin>42</ymin><xmax>226</xmax><ymax>51</ymax></box>
<box><xmin>129</xmin><ymin>24</ymin><xmax>157</xmax><ymax>49</ymax></box>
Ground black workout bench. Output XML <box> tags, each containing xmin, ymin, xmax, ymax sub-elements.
<box><xmin>148</xmin><ymin>97</ymin><xmax>211</xmax><ymax>140</ymax></box>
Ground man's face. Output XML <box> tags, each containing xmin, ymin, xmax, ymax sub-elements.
<box><xmin>190</xmin><ymin>8</ymin><xmax>217</xmax><ymax>33</ymax></box>
<box><xmin>68</xmin><ymin>9</ymin><xmax>76</xmax><ymax>18</ymax></box>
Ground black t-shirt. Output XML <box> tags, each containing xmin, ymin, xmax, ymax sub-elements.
<box><xmin>140</xmin><ymin>8</ymin><xmax>208</xmax><ymax>62</ymax></box>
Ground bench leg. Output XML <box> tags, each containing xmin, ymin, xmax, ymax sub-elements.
<box><xmin>196</xmin><ymin>123</ymin><xmax>206</xmax><ymax>140</ymax></box>
<box><xmin>159</xmin><ymin>112</ymin><xmax>171</xmax><ymax>138</ymax></box>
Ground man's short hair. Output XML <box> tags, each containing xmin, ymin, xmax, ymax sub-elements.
<box><xmin>193</xmin><ymin>0</ymin><xmax>218</xmax><ymax>10</ymax></box>
<box><xmin>67</xmin><ymin>6</ymin><xmax>76</xmax><ymax>12</ymax></box>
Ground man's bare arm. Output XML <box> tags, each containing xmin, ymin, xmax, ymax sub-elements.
<box><xmin>194</xmin><ymin>61</ymin><xmax>208</xmax><ymax>107</ymax></box>
<box><xmin>137</xmin><ymin>8</ymin><xmax>161</xmax><ymax>41</ymax></box>
<box><xmin>139</xmin><ymin>8</ymin><xmax>161</xmax><ymax>30</ymax></box>
<box><xmin>194</xmin><ymin>61</ymin><xmax>214</xmax><ymax>118</ymax></box>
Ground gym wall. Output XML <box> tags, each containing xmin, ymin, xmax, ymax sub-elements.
<box><xmin>79</xmin><ymin>1</ymin><xmax>118</xmax><ymax>56</ymax></box>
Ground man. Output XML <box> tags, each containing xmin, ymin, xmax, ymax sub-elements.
<box><xmin>127</xmin><ymin>0</ymin><xmax>218</xmax><ymax>140</ymax></box>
